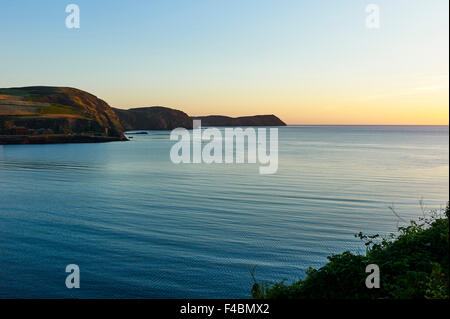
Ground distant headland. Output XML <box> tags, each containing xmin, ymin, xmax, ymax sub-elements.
<box><xmin>0</xmin><ymin>86</ymin><xmax>286</xmax><ymax>145</ymax></box>
<box><xmin>192</xmin><ymin>115</ymin><xmax>286</xmax><ymax>127</ymax></box>
<box><xmin>112</xmin><ymin>106</ymin><xmax>193</xmax><ymax>131</ymax></box>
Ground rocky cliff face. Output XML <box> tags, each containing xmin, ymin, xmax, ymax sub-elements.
<box><xmin>192</xmin><ymin>114</ymin><xmax>286</xmax><ymax>126</ymax></box>
<box><xmin>112</xmin><ymin>106</ymin><xmax>193</xmax><ymax>130</ymax></box>
<box><xmin>1</xmin><ymin>86</ymin><xmax>286</xmax><ymax>141</ymax></box>
<box><xmin>0</xmin><ymin>86</ymin><xmax>125</xmax><ymax>138</ymax></box>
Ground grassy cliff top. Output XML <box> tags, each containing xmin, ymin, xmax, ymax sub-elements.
<box><xmin>0</xmin><ymin>86</ymin><xmax>124</xmax><ymax>137</ymax></box>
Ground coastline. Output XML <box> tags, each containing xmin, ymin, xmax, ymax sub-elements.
<box><xmin>0</xmin><ymin>134</ymin><xmax>127</xmax><ymax>145</ymax></box>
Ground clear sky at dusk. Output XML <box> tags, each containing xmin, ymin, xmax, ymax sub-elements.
<box><xmin>0</xmin><ymin>0</ymin><xmax>448</xmax><ymax>124</ymax></box>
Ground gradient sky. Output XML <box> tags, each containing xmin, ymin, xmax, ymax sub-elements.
<box><xmin>0</xmin><ymin>0</ymin><xmax>448</xmax><ymax>124</ymax></box>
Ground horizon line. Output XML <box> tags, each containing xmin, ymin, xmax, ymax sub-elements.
<box><xmin>286</xmin><ymin>124</ymin><xmax>449</xmax><ymax>126</ymax></box>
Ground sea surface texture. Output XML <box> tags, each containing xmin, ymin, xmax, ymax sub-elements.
<box><xmin>0</xmin><ymin>126</ymin><xmax>448</xmax><ymax>298</ymax></box>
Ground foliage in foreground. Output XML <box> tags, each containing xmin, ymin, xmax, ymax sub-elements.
<box><xmin>252</xmin><ymin>203</ymin><xmax>449</xmax><ymax>299</ymax></box>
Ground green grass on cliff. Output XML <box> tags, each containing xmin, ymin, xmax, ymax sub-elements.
<box><xmin>0</xmin><ymin>86</ymin><xmax>124</xmax><ymax>137</ymax></box>
<box><xmin>251</xmin><ymin>203</ymin><xmax>449</xmax><ymax>299</ymax></box>
<box><xmin>38</xmin><ymin>104</ymin><xmax>84</xmax><ymax>117</ymax></box>
<box><xmin>0</xmin><ymin>88</ymin><xmax>32</xmax><ymax>97</ymax></box>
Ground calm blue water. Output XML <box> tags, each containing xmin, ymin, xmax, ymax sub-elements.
<box><xmin>0</xmin><ymin>126</ymin><xmax>448</xmax><ymax>298</ymax></box>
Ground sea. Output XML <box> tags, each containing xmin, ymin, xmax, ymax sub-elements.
<box><xmin>0</xmin><ymin>125</ymin><xmax>448</xmax><ymax>298</ymax></box>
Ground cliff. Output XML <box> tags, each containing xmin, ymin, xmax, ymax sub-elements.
<box><xmin>112</xmin><ymin>106</ymin><xmax>193</xmax><ymax>130</ymax></box>
<box><xmin>1</xmin><ymin>86</ymin><xmax>287</xmax><ymax>145</ymax></box>
<box><xmin>0</xmin><ymin>86</ymin><xmax>126</xmax><ymax>143</ymax></box>
<box><xmin>192</xmin><ymin>114</ymin><xmax>286</xmax><ymax>127</ymax></box>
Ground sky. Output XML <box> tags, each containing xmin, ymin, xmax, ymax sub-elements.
<box><xmin>0</xmin><ymin>0</ymin><xmax>448</xmax><ymax>125</ymax></box>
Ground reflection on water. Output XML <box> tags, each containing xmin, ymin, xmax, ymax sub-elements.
<box><xmin>0</xmin><ymin>160</ymin><xmax>99</xmax><ymax>171</ymax></box>
<box><xmin>0</xmin><ymin>126</ymin><xmax>448</xmax><ymax>298</ymax></box>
